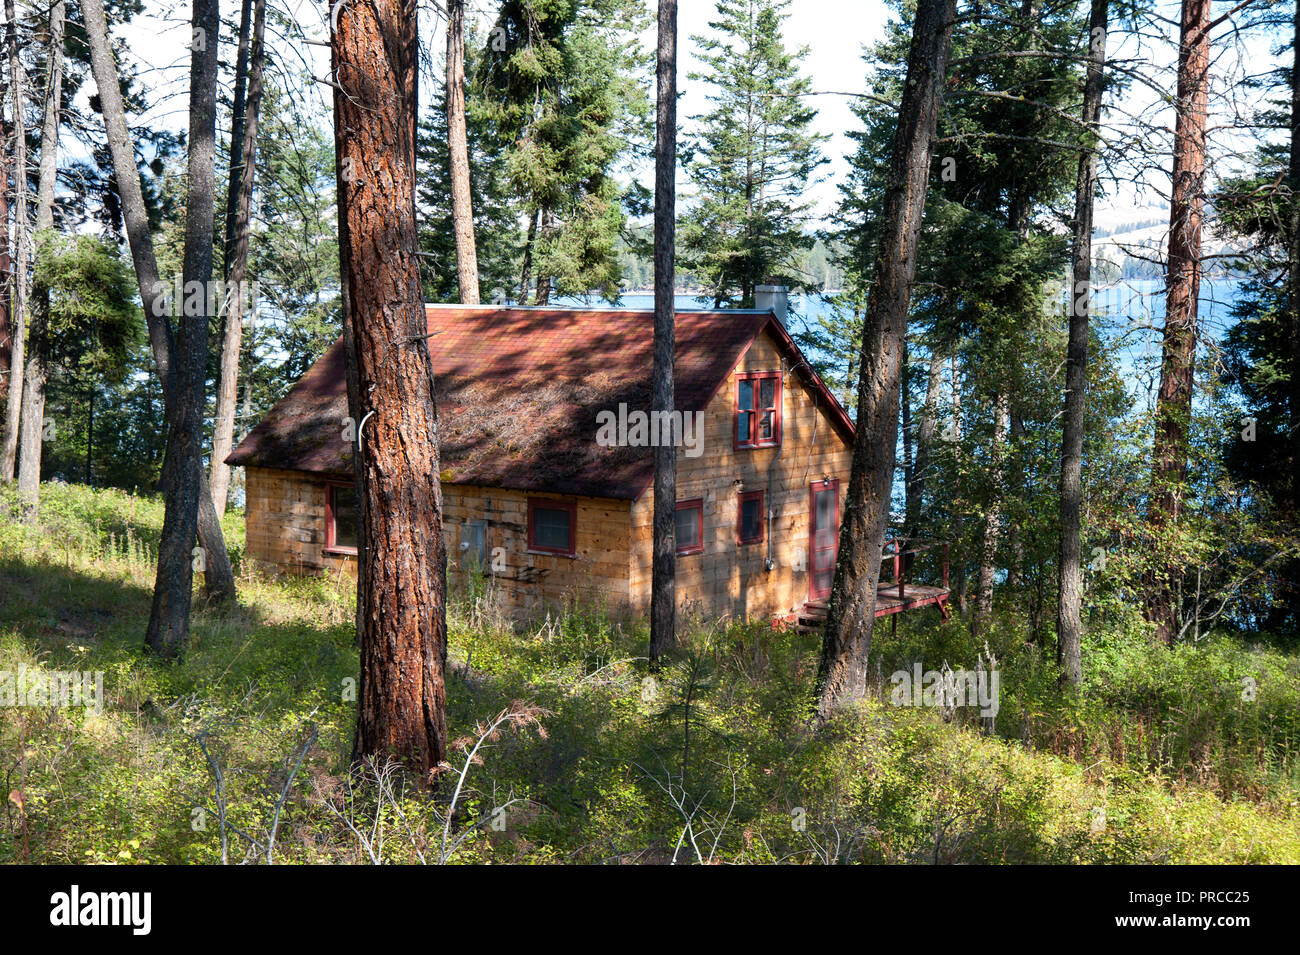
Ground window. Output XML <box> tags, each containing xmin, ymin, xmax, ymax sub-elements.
<box><xmin>326</xmin><ymin>483</ymin><xmax>359</xmax><ymax>554</ymax></box>
<box><xmin>527</xmin><ymin>499</ymin><xmax>577</xmax><ymax>556</ymax></box>
<box><xmin>462</xmin><ymin>520</ymin><xmax>487</xmax><ymax>570</ymax></box>
<box><xmin>738</xmin><ymin>490</ymin><xmax>765</xmax><ymax>545</ymax></box>
<box><xmin>675</xmin><ymin>499</ymin><xmax>704</xmax><ymax>555</ymax></box>
<box><xmin>736</xmin><ymin>372</ymin><xmax>782</xmax><ymax>449</ymax></box>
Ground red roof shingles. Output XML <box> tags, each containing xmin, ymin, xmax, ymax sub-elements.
<box><xmin>227</xmin><ymin>306</ymin><xmax>853</xmax><ymax>500</ymax></box>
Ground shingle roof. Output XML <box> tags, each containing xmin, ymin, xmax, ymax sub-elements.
<box><xmin>227</xmin><ymin>306</ymin><xmax>854</xmax><ymax>500</ymax></box>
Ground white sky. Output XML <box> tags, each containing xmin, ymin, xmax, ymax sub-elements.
<box><xmin>105</xmin><ymin>0</ymin><xmax>1286</xmax><ymax>233</ymax></box>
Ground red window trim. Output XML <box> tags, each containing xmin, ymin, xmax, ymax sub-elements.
<box><xmin>675</xmin><ymin>498</ymin><xmax>704</xmax><ymax>556</ymax></box>
<box><xmin>325</xmin><ymin>482</ymin><xmax>359</xmax><ymax>556</ymax></box>
<box><xmin>527</xmin><ymin>498</ymin><xmax>578</xmax><ymax>557</ymax></box>
<box><xmin>737</xmin><ymin>489</ymin><xmax>765</xmax><ymax>545</ymax></box>
<box><xmin>734</xmin><ymin>371</ymin><xmax>782</xmax><ymax>450</ymax></box>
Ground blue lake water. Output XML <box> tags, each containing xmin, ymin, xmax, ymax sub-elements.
<box><xmin>561</xmin><ymin>279</ymin><xmax>1247</xmax><ymax>409</ymax></box>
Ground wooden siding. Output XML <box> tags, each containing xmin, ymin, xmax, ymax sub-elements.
<box><xmin>243</xmin><ymin>468</ymin><xmax>633</xmax><ymax>613</ymax></box>
<box><xmin>244</xmin><ymin>467</ymin><xmax>357</xmax><ymax>577</ymax></box>
<box><xmin>242</xmin><ymin>326</ymin><xmax>852</xmax><ymax>622</ymax></box>
<box><xmin>629</xmin><ymin>327</ymin><xmax>852</xmax><ymax>618</ymax></box>
<box><xmin>442</xmin><ymin>485</ymin><xmax>632</xmax><ymax>613</ymax></box>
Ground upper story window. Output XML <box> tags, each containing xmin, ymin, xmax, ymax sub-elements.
<box><xmin>326</xmin><ymin>483</ymin><xmax>359</xmax><ymax>554</ymax></box>
<box><xmin>527</xmin><ymin>499</ymin><xmax>577</xmax><ymax>556</ymax></box>
<box><xmin>736</xmin><ymin>372</ymin><xmax>782</xmax><ymax>449</ymax></box>
<box><xmin>738</xmin><ymin>490</ymin><xmax>765</xmax><ymax>545</ymax></box>
<box><xmin>675</xmin><ymin>499</ymin><xmax>704</xmax><ymax>555</ymax></box>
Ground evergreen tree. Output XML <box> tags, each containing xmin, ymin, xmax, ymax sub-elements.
<box><xmin>419</xmin><ymin>26</ymin><xmax>520</xmax><ymax>305</ymax></box>
<box><xmin>474</xmin><ymin>0</ymin><xmax>650</xmax><ymax>303</ymax></box>
<box><xmin>681</xmin><ymin>0</ymin><xmax>827</xmax><ymax>308</ymax></box>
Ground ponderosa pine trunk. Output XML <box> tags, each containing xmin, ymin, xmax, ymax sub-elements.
<box><xmin>16</xmin><ymin>0</ymin><xmax>65</xmax><ymax>520</ymax></box>
<box><xmin>210</xmin><ymin>0</ymin><xmax>266</xmax><ymax>519</ymax></box>
<box><xmin>0</xmin><ymin>0</ymin><xmax>26</xmax><ymax>483</ymax></box>
<box><xmin>815</xmin><ymin>0</ymin><xmax>956</xmax><ymax>718</ymax></box>
<box><xmin>446</xmin><ymin>0</ymin><xmax>479</xmax><ymax>304</ymax></box>
<box><xmin>1057</xmin><ymin>0</ymin><xmax>1107</xmax><ymax>687</ymax></box>
<box><xmin>82</xmin><ymin>0</ymin><xmax>235</xmax><ymax>616</ymax></box>
<box><xmin>333</xmin><ymin>0</ymin><xmax>448</xmax><ymax>775</ymax></box>
<box><xmin>1147</xmin><ymin>0</ymin><xmax>1209</xmax><ymax>644</ymax></box>
<box><xmin>649</xmin><ymin>0</ymin><xmax>678</xmax><ymax>665</ymax></box>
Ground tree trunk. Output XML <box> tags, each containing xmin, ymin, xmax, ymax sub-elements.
<box><xmin>1146</xmin><ymin>0</ymin><xmax>1209</xmax><ymax>644</ymax></box>
<box><xmin>82</xmin><ymin>0</ymin><xmax>235</xmax><ymax>616</ymax></box>
<box><xmin>518</xmin><ymin>207</ymin><xmax>537</xmax><ymax>303</ymax></box>
<box><xmin>1058</xmin><ymin>0</ymin><xmax>1107</xmax><ymax>687</ymax></box>
<box><xmin>1005</xmin><ymin>407</ymin><xmax>1025</xmax><ymax>588</ymax></box>
<box><xmin>210</xmin><ymin>0</ymin><xmax>266</xmax><ymax>519</ymax></box>
<box><xmin>0</xmin><ymin>110</ymin><xmax>10</xmax><ymax>412</ymax></box>
<box><xmin>0</xmin><ymin>0</ymin><xmax>26</xmax><ymax>482</ymax></box>
<box><xmin>16</xmin><ymin>0</ymin><xmax>64</xmax><ymax>520</ymax></box>
<box><xmin>972</xmin><ymin>390</ymin><xmax>1008</xmax><ymax>638</ymax></box>
<box><xmin>815</xmin><ymin>0</ymin><xmax>956</xmax><ymax>718</ymax></box>
<box><xmin>142</xmin><ymin>0</ymin><xmax>220</xmax><ymax>656</ymax></box>
<box><xmin>950</xmin><ymin>352</ymin><xmax>968</xmax><ymax>612</ymax></box>
<box><xmin>1285</xmin><ymin>0</ymin><xmax>1300</xmax><ymax>628</ymax></box>
<box><xmin>911</xmin><ymin>344</ymin><xmax>944</xmax><ymax>526</ymax></box>
<box><xmin>649</xmin><ymin>0</ymin><xmax>678</xmax><ymax>665</ymax></box>
<box><xmin>901</xmin><ymin>337</ymin><xmax>915</xmax><ymax>526</ymax></box>
<box><xmin>446</xmin><ymin>0</ymin><xmax>479</xmax><ymax>304</ymax></box>
<box><xmin>85</xmin><ymin>388</ymin><xmax>92</xmax><ymax>485</ymax></box>
<box><xmin>333</xmin><ymin>0</ymin><xmax>448</xmax><ymax>776</ymax></box>
<box><xmin>533</xmin><ymin>207</ymin><xmax>554</xmax><ymax>305</ymax></box>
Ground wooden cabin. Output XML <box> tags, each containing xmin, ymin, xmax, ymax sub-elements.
<box><xmin>226</xmin><ymin>297</ymin><xmax>856</xmax><ymax>621</ymax></box>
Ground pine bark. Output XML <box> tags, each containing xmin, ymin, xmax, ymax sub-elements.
<box><xmin>82</xmin><ymin>0</ymin><xmax>235</xmax><ymax>618</ymax></box>
<box><xmin>815</xmin><ymin>0</ymin><xmax>956</xmax><ymax>718</ymax></box>
<box><xmin>0</xmin><ymin>0</ymin><xmax>26</xmax><ymax>482</ymax></box>
<box><xmin>1057</xmin><ymin>0</ymin><xmax>1107</xmax><ymax>686</ymax></box>
<box><xmin>649</xmin><ymin>0</ymin><xmax>678</xmax><ymax>664</ymax></box>
<box><xmin>333</xmin><ymin>0</ymin><xmax>448</xmax><ymax>775</ymax></box>
<box><xmin>1147</xmin><ymin>0</ymin><xmax>1209</xmax><ymax>644</ymax></box>
<box><xmin>16</xmin><ymin>0</ymin><xmax>64</xmax><ymax>519</ymax></box>
<box><xmin>446</xmin><ymin>0</ymin><xmax>479</xmax><ymax>304</ymax></box>
<box><xmin>210</xmin><ymin>0</ymin><xmax>266</xmax><ymax>519</ymax></box>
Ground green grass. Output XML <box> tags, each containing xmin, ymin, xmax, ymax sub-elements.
<box><xmin>1</xmin><ymin>481</ymin><xmax>1297</xmax><ymax>863</ymax></box>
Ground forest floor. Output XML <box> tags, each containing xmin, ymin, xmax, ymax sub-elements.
<box><xmin>1</xmin><ymin>482</ymin><xmax>1298</xmax><ymax>863</ymax></box>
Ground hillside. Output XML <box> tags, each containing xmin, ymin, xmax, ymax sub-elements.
<box><xmin>1</xmin><ymin>482</ymin><xmax>1296</xmax><ymax>864</ymax></box>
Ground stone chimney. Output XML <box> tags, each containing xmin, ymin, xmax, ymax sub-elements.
<box><xmin>755</xmin><ymin>283</ymin><xmax>789</xmax><ymax>324</ymax></box>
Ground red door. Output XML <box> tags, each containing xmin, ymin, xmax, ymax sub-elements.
<box><xmin>809</xmin><ymin>480</ymin><xmax>840</xmax><ymax>600</ymax></box>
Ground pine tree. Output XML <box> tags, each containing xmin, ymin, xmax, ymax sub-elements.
<box><xmin>474</xmin><ymin>0</ymin><xmax>650</xmax><ymax>304</ymax></box>
<box><xmin>682</xmin><ymin>0</ymin><xmax>827</xmax><ymax>308</ymax></box>
<box><xmin>418</xmin><ymin>27</ymin><xmax>519</xmax><ymax>305</ymax></box>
